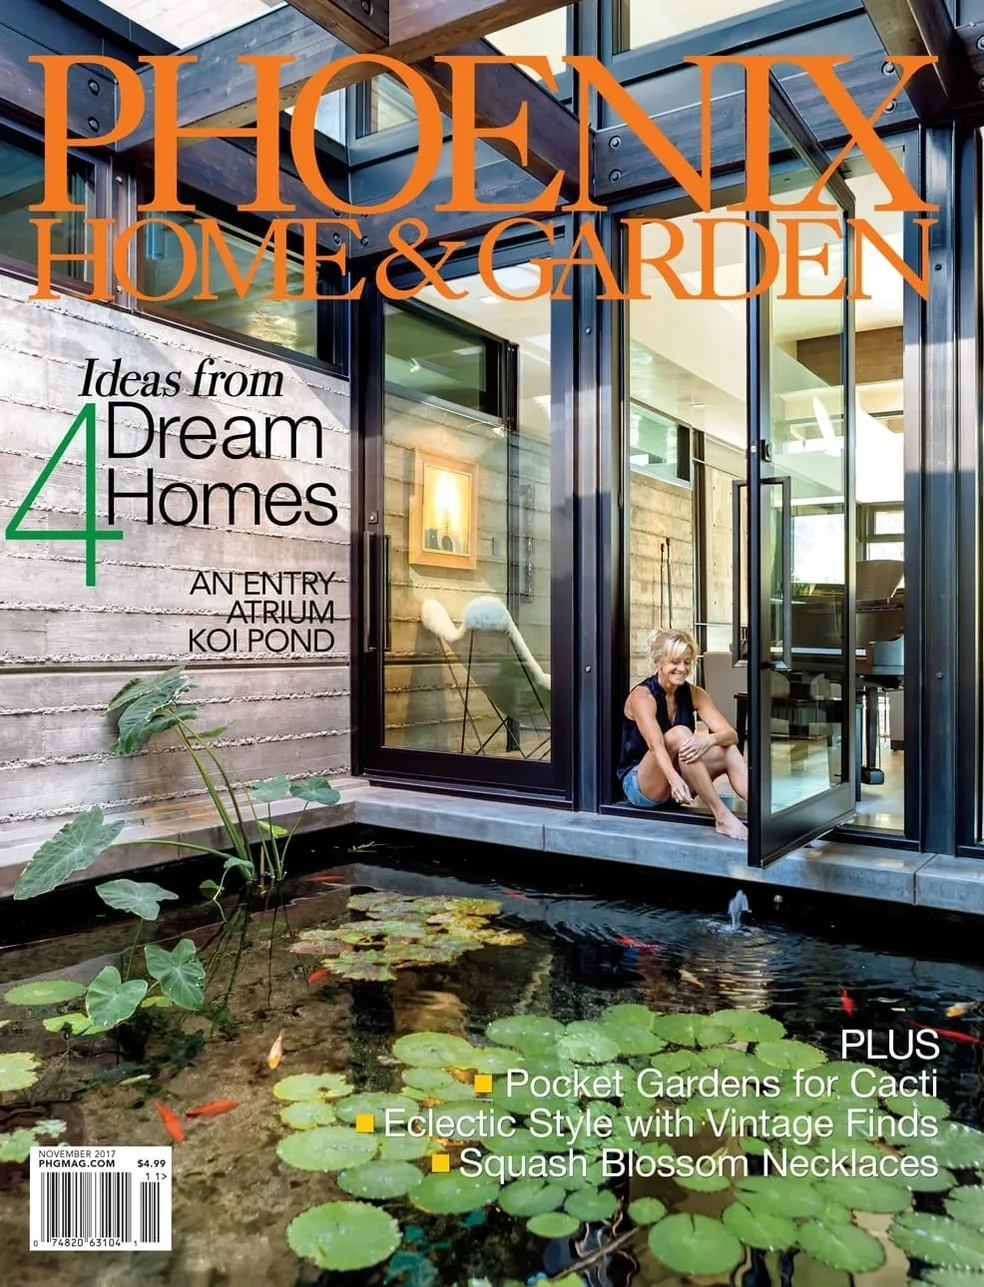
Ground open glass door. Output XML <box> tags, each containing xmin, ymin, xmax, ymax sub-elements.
<box><xmin>747</xmin><ymin>83</ymin><xmax>856</xmax><ymax>865</ymax></box>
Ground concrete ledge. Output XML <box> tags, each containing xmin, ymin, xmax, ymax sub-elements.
<box><xmin>916</xmin><ymin>854</ymin><xmax>984</xmax><ymax>913</ymax></box>
<box><xmin>354</xmin><ymin>787</ymin><xmax>560</xmax><ymax>850</ymax></box>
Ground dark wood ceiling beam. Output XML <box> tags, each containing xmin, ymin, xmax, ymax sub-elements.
<box><xmin>280</xmin><ymin>0</ymin><xmax>389</xmax><ymax>48</ymax></box>
<box><xmin>861</xmin><ymin>0</ymin><xmax>974</xmax><ymax>120</ymax></box>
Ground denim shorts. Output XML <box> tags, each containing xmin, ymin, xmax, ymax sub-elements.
<box><xmin>621</xmin><ymin>764</ymin><xmax>669</xmax><ymax>810</ymax></box>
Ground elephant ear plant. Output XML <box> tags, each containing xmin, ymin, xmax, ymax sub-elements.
<box><xmin>10</xmin><ymin>667</ymin><xmax>341</xmax><ymax>1033</ymax></box>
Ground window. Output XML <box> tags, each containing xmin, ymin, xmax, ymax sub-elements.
<box><xmin>488</xmin><ymin>7</ymin><xmax>570</xmax><ymax>81</ymax></box>
<box><xmin>358</xmin><ymin>75</ymin><xmax>418</xmax><ymax>137</ymax></box>
<box><xmin>619</xmin><ymin>0</ymin><xmax>786</xmax><ymax>52</ymax></box>
<box><xmin>629</xmin><ymin>401</ymin><xmax>692</xmax><ymax>488</ymax></box>
<box><xmin>384</xmin><ymin>308</ymin><xmax>501</xmax><ymax>415</ymax></box>
<box><xmin>93</xmin><ymin>0</ymin><xmax>281</xmax><ymax>46</ymax></box>
<box><xmin>0</xmin><ymin>127</ymin><xmax>94</xmax><ymax>280</ymax></box>
<box><xmin>139</xmin><ymin>211</ymin><xmax>317</xmax><ymax>357</ymax></box>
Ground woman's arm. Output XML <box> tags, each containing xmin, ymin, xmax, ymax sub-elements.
<box><xmin>689</xmin><ymin>686</ymin><xmax>739</xmax><ymax>750</ymax></box>
<box><xmin>627</xmin><ymin>688</ymin><xmax>691</xmax><ymax>798</ymax></box>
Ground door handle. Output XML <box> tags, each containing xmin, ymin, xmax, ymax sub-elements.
<box><xmin>731</xmin><ymin>480</ymin><xmax>746</xmax><ymax>667</ymax></box>
<box><xmin>382</xmin><ymin>534</ymin><xmax>391</xmax><ymax>654</ymax></box>
<box><xmin>364</xmin><ymin>532</ymin><xmax>377</xmax><ymax>654</ymax></box>
<box><xmin>763</xmin><ymin>475</ymin><xmax>792</xmax><ymax>671</ymax></box>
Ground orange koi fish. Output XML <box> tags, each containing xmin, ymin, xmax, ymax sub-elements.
<box><xmin>616</xmin><ymin>935</ymin><xmax>658</xmax><ymax>950</ymax></box>
<box><xmin>840</xmin><ymin>989</ymin><xmax>856</xmax><ymax>1016</ymax></box>
<box><xmin>307</xmin><ymin>968</ymin><xmax>330</xmax><ymax>984</ymax></box>
<box><xmin>185</xmin><ymin>1100</ymin><xmax>240</xmax><ymax>1119</ymax></box>
<box><xmin>679</xmin><ymin>968</ymin><xmax>704</xmax><ymax>989</ymax></box>
<box><xmin>947</xmin><ymin>1002</ymin><xmax>977</xmax><ymax>1018</ymax></box>
<box><xmin>905</xmin><ymin>1020</ymin><xmax>981</xmax><ymax>1045</ymax></box>
<box><xmin>301</xmin><ymin>874</ymin><xmax>344</xmax><ymax>884</ymax></box>
<box><xmin>503</xmin><ymin>889</ymin><xmax>531</xmax><ymax>901</ymax></box>
<box><xmin>267</xmin><ymin>1031</ymin><xmax>284</xmax><ymax>1069</ymax></box>
<box><xmin>152</xmin><ymin>1100</ymin><xmax>185</xmax><ymax>1142</ymax></box>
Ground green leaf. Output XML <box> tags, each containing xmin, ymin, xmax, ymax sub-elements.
<box><xmin>222</xmin><ymin>856</ymin><xmax>255</xmax><ymax>879</ymax></box>
<box><xmin>526</xmin><ymin>1212</ymin><xmax>580</xmax><ymax>1238</ymax></box>
<box><xmin>334</xmin><ymin>1092</ymin><xmax>417</xmax><ymax>1125</ymax></box>
<box><xmin>85</xmin><ymin>967</ymin><xmax>147</xmax><ymax>1028</ymax></box>
<box><xmin>104</xmin><ymin>667</ymin><xmax>188</xmax><ymax>714</ymax></box>
<box><xmin>714</xmin><ymin>1009</ymin><xmax>786</xmax><ymax>1042</ymax></box>
<box><xmin>377</xmin><ymin>1134</ymin><xmax>433</xmax><ymax>1162</ymax></box>
<box><xmin>0</xmin><ymin>1128</ymin><xmax>41</xmax><ymax>1163</ymax></box>
<box><xmin>798</xmin><ymin>1221</ymin><xmax>886</xmax><ymax>1272</ymax></box>
<box><xmin>3</xmin><ymin>979</ymin><xmax>84</xmax><ymax>1006</ymax></box>
<box><xmin>498</xmin><ymin>1179</ymin><xmax>566</xmax><ymax>1217</ymax></box>
<box><xmin>947</xmin><ymin>1187</ymin><xmax>984</xmax><ymax>1228</ymax></box>
<box><xmin>96</xmin><ymin>879</ymin><xmax>178</xmax><ymax>921</ymax></box>
<box><xmin>337</xmin><ymin>1160</ymin><xmax>425</xmax><ymax>1199</ymax></box>
<box><xmin>907</xmin><ymin>1122</ymin><xmax>984</xmax><ymax>1169</ymax></box>
<box><xmin>0</xmin><ymin>1052</ymin><xmax>40</xmax><ymax>1091</ymax></box>
<box><xmin>755</xmin><ymin>1039</ymin><xmax>828</xmax><ymax>1070</ymax></box>
<box><xmin>563</xmin><ymin>1187</ymin><xmax>618</xmax><ymax>1222</ymax></box>
<box><xmin>280</xmin><ymin>1101</ymin><xmax>338</xmax><ymax>1130</ymax></box>
<box><xmin>112</xmin><ymin>673</ymin><xmax>192</xmax><ymax>753</ymax></box>
<box><xmin>722</xmin><ymin>1202</ymin><xmax>798</xmax><ymax>1250</ymax></box>
<box><xmin>272</xmin><ymin>1073</ymin><xmax>354</xmax><ymax>1102</ymax></box>
<box><xmin>486</xmin><ymin>1016</ymin><xmax>564</xmax><ymax>1049</ymax></box>
<box><xmin>392</xmin><ymin>1032</ymin><xmax>477</xmax><ymax>1068</ymax></box>
<box><xmin>817</xmin><ymin>1175</ymin><xmax>911</xmax><ymax>1214</ymax></box>
<box><xmin>290</xmin><ymin>777</ymin><xmax>341</xmax><ymax>806</ymax></box>
<box><xmin>651</xmin><ymin>1012</ymin><xmax>733</xmax><ymax>1047</ymax></box>
<box><xmin>199</xmin><ymin>880</ymin><xmax>221</xmax><ymax>897</ymax></box>
<box><xmin>738</xmin><ymin>1175</ymin><xmax>826</xmax><ymax>1218</ymax></box>
<box><xmin>143</xmin><ymin>939</ymin><xmax>205</xmax><ymax>1011</ymax></box>
<box><xmin>890</xmin><ymin>1212</ymin><xmax>984</xmax><ymax>1269</ymax></box>
<box><xmin>286</xmin><ymin>1201</ymin><xmax>400</xmax><ymax>1271</ymax></box>
<box><xmin>13</xmin><ymin>807</ymin><xmax>125</xmax><ymax>900</ymax></box>
<box><xmin>628</xmin><ymin>1197</ymin><xmax>666</xmax><ymax>1226</ymax></box>
<box><xmin>557</xmin><ymin>1022</ymin><xmax>622</xmax><ymax>1065</ymax></box>
<box><xmin>410</xmin><ymin>1170</ymin><xmax>501</xmax><ymax>1214</ymax></box>
<box><xmin>250</xmin><ymin>775</ymin><xmax>291</xmax><ymax>802</ymax></box>
<box><xmin>471</xmin><ymin>1047</ymin><xmax>523</xmax><ymax>1075</ymax></box>
<box><xmin>256</xmin><ymin>819</ymin><xmax>289</xmax><ymax>839</ymax></box>
<box><xmin>647</xmin><ymin>1213</ymin><xmax>743</xmax><ymax>1275</ymax></box>
<box><xmin>926</xmin><ymin>1271</ymin><xmax>984</xmax><ymax>1287</ymax></box>
<box><xmin>42</xmin><ymin>1012</ymin><xmax>96</xmax><ymax>1036</ymax></box>
<box><xmin>277</xmin><ymin>1125</ymin><xmax>378</xmax><ymax>1172</ymax></box>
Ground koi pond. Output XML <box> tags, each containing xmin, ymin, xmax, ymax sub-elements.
<box><xmin>3</xmin><ymin>831</ymin><xmax>984</xmax><ymax>1287</ymax></box>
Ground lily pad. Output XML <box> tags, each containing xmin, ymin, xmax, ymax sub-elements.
<box><xmin>486</xmin><ymin>1016</ymin><xmax>564</xmax><ymax>1049</ymax></box>
<box><xmin>563</xmin><ymin>1187</ymin><xmax>618</xmax><ymax>1222</ymax></box>
<box><xmin>0</xmin><ymin>1052</ymin><xmax>40</xmax><ymax>1092</ymax></box>
<box><xmin>95</xmin><ymin>879</ymin><xmax>179</xmax><ymax>921</ymax></box>
<box><xmin>335</xmin><ymin>1092</ymin><xmax>417</xmax><ymax>1125</ymax></box>
<box><xmin>4</xmin><ymin>979</ymin><xmax>85</xmax><ymax>1007</ymax></box>
<box><xmin>627</xmin><ymin>1197</ymin><xmax>666</xmax><ymax>1225</ymax></box>
<box><xmin>603</xmin><ymin>1004</ymin><xmax>656</xmax><ymax>1028</ymax></box>
<box><xmin>0</xmin><ymin>1129</ymin><xmax>41</xmax><ymax>1162</ymax></box>
<box><xmin>498</xmin><ymin>1179</ymin><xmax>567</xmax><ymax>1216</ymax></box>
<box><xmin>410</xmin><ymin>1170</ymin><xmax>500</xmax><ymax>1214</ymax></box>
<box><xmin>651</xmin><ymin>1013</ymin><xmax>732</xmax><ymax>1047</ymax></box>
<box><xmin>714</xmin><ymin>1009</ymin><xmax>786</xmax><ymax>1042</ymax></box>
<box><xmin>85</xmin><ymin>967</ymin><xmax>147</xmax><ymax>1028</ymax></box>
<box><xmin>797</xmin><ymin>1221</ymin><xmax>886</xmax><ymax>1273</ymax></box>
<box><xmin>277</xmin><ymin>1125</ymin><xmax>378</xmax><ymax>1172</ymax></box>
<box><xmin>884</xmin><ymin>1092</ymin><xmax>950</xmax><ymax>1119</ymax></box>
<box><xmin>527</xmin><ymin>1212</ymin><xmax>580</xmax><ymax>1239</ymax></box>
<box><xmin>402</xmin><ymin>1067</ymin><xmax>458</xmax><ymax>1093</ymax></box>
<box><xmin>286</xmin><ymin>1201</ymin><xmax>401</xmax><ymax>1271</ymax></box>
<box><xmin>337</xmin><ymin>1160</ymin><xmax>425</xmax><ymax>1199</ymax></box>
<box><xmin>273</xmin><ymin>1074</ymin><xmax>354</xmax><ymax>1102</ymax></box>
<box><xmin>471</xmin><ymin>1047</ymin><xmax>523</xmax><ymax>1075</ymax></box>
<box><xmin>722</xmin><ymin>1201</ymin><xmax>798</xmax><ymax>1250</ymax></box>
<box><xmin>926</xmin><ymin>1271</ymin><xmax>984</xmax><ymax>1287</ymax></box>
<box><xmin>817</xmin><ymin>1175</ymin><xmax>911</xmax><ymax>1213</ymax></box>
<box><xmin>378</xmin><ymin>1135</ymin><xmax>433</xmax><ymax>1162</ymax></box>
<box><xmin>647</xmin><ymin>1213</ymin><xmax>743</xmax><ymax>1275</ymax></box>
<box><xmin>599</xmin><ymin>1020</ymin><xmax>666</xmax><ymax>1056</ymax></box>
<box><xmin>280</xmin><ymin>1101</ymin><xmax>338</xmax><ymax>1130</ymax></box>
<box><xmin>755</xmin><ymin>1039</ymin><xmax>828</xmax><ymax>1070</ymax></box>
<box><xmin>907</xmin><ymin>1122</ymin><xmax>984</xmax><ymax>1169</ymax></box>
<box><xmin>13</xmin><ymin>806</ymin><xmax>126</xmax><ymax>900</ymax></box>
<box><xmin>557</xmin><ymin>1022</ymin><xmax>621</xmax><ymax>1065</ymax></box>
<box><xmin>947</xmin><ymin>1187</ymin><xmax>984</xmax><ymax>1227</ymax></box>
<box><xmin>890</xmin><ymin>1212</ymin><xmax>984</xmax><ymax>1269</ymax></box>
<box><xmin>738</xmin><ymin>1175</ymin><xmax>826</xmax><ymax>1218</ymax></box>
<box><xmin>392</xmin><ymin>1033</ymin><xmax>477</xmax><ymax>1068</ymax></box>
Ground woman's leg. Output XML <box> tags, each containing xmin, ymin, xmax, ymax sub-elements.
<box><xmin>635</xmin><ymin>750</ymin><xmax>672</xmax><ymax>805</ymax></box>
<box><xmin>676</xmin><ymin>742</ymin><xmax>748</xmax><ymax>841</ymax></box>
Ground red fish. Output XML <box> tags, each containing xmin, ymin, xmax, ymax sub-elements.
<box><xmin>267</xmin><ymin>1031</ymin><xmax>284</xmax><ymax>1069</ymax></box>
<box><xmin>616</xmin><ymin>935</ymin><xmax>657</xmax><ymax>950</ymax></box>
<box><xmin>503</xmin><ymin>889</ymin><xmax>531</xmax><ymax>901</ymax></box>
<box><xmin>301</xmin><ymin>874</ymin><xmax>344</xmax><ymax>884</ymax></box>
<box><xmin>840</xmin><ymin>989</ymin><xmax>855</xmax><ymax>1016</ymax></box>
<box><xmin>905</xmin><ymin>1020</ymin><xmax>981</xmax><ymax>1045</ymax></box>
<box><xmin>185</xmin><ymin>1099</ymin><xmax>240</xmax><ymax>1119</ymax></box>
<box><xmin>307</xmin><ymin>968</ymin><xmax>330</xmax><ymax>984</ymax></box>
<box><xmin>152</xmin><ymin>1100</ymin><xmax>185</xmax><ymax>1142</ymax></box>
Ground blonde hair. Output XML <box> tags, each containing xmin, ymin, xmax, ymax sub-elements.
<box><xmin>648</xmin><ymin>627</ymin><xmax>698</xmax><ymax>672</ymax></box>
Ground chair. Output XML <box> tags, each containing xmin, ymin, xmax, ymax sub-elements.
<box><xmin>420</xmin><ymin>597</ymin><xmax>551</xmax><ymax>759</ymax></box>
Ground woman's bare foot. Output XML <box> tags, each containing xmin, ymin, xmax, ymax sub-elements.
<box><xmin>715</xmin><ymin>812</ymin><xmax>748</xmax><ymax>841</ymax></box>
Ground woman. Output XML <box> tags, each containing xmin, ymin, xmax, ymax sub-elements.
<box><xmin>618</xmin><ymin>627</ymin><xmax>748</xmax><ymax>841</ymax></box>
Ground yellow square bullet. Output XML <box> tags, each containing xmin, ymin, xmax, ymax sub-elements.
<box><xmin>355</xmin><ymin>1114</ymin><xmax>375</xmax><ymax>1133</ymax></box>
<box><xmin>473</xmin><ymin>1074</ymin><xmax>493</xmax><ymax>1094</ymax></box>
<box><xmin>431</xmin><ymin>1154</ymin><xmax>451</xmax><ymax>1173</ymax></box>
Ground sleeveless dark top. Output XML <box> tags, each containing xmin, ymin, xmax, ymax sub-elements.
<box><xmin>617</xmin><ymin>677</ymin><xmax>696</xmax><ymax>780</ymax></box>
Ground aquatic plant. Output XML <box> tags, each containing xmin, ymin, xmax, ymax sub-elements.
<box><xmin>291</xmin><ymin>892</ymin><xmax>525</xmax><ymax>981</ymax></box>
<box><xmin>0</xmin><ymin>1118</ymin><xmax>66</xmax><ymax>1163</ymax></box>
<box><xmin>270</xmin><ymin>1005</ymin><xmax>984</xmax><ymax>1282</ymax></box>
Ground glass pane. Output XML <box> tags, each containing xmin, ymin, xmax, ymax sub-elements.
<box><xmin>286</xmin><ymin>91</ymin><xmax>345</xmax><ymax>144</ymax></box>
<box><xmin>94</xmin><ymin>0</ymin><xmax>280</xmax><ymax>45</ymax></box>
<box><xmin>629</xmin><ymin>401</ymin><xmax>691</xmax><ymax>487</ymax></box>
<box><xmin>874</xmin><ymin>510</ymin><xmax>904</xmax><ymax>535</ymax></box>
<box><xmin>767</xmin><ymin>167</ymin><xmax>848</xmax><ymax>816</ymax></box>
<box><xmin>382</xmin><ymin>285</ymin><xmax>552</xmax><ymax>761</ymax></box>
<box><xmin>0</xmin><ymin>130</ymin><xmax>93</xmax><ymax>279</ymax></box>
<box><xmin>488</xmin><ymin>7</ymin><xmax>569</xmax><ymax>80</ymax></box>
<box><xmin>623</xmin><ymin>0</ymin><xmax>785</xmax><ymax>51</ymax></box>
<box><xmin>360</xmin><ymin>75</ymin><xmax>418</xmax><ymax>136</ymax></box>
<box><xmin>140</xmin><ymin>212</ymin><xmax>317</xmax><ymax>356</ymax></box>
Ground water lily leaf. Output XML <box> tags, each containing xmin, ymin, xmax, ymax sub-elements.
<box><xmin>627</xmin><ymin>1197</ymin><xmax>666</xmax><ymax>1225</ymax></box>
<box><xmin>277</xmin><ymin>1125</ymin><xmax>378</xmax><ymax>1171</ymax></box>
<box><xmin>486</xmin><ymin>1016</ymin><xmax>564</xmax><ymax>1049</ymax></box>
<box><xmin>890</xmin><ymin>1212</ymin><xmax>984</xmax><ymax>1268</ymax></box>
<box><xmin>947</xmin><ymin>1187</ymin><xmax>984</xmax><ymax>1227</ymax></box>
<box><xmin>647</xmin><ymin>1213</ymin><xmax>743</xmax><ymax>1275</ymax></box>
<box><xmin>713</xmin><ymin>1009</ymin><xmax>786</xmax><ymax>1042</ymax></box>
<box><xmin>393</xmin><ymin>1033</ymin><xmax>477</xmax><ymax>1068</ymax></box>
<box><xmin>798</xmin><ymin>1221</ymin><xmax>886</xmax><ymax>1272</ymax></box>
<box><xmin>470</xmin><ymin>1047</ymin><xmax>523</xmax><ymax>1075</ymax></box>
<box><xmin>599</xmin><ymin>1020</ymin><xmax>666</xmax><ymax>1056</ymax></box>
<box><xmin>926</xmin><ymin>1271</ymin><xmax>984</xmax><ymax>1287</ymax></box>
<box><xmin>280</xmin><ymin>1101</ymin><xmax>338</xmax><ymax>1130</ymax></box>
<box><xmin>85</xmin><ymin>967</ymin><xmax>147</xmax><ymax>1028</ymax></box>
<box><xmin>410</xmin><ymin>1170</ymin><xmax>500</xmax><ymax>1214</ymax></box>
<box><xmin>42</xmin><ymin>1012</ymin><xmax>96</xmax><ymax>1036</ymax></box>
<box><xmin>13</xmin><ymin>807</ymin><xmax>126</xmax><ymax>900</ymax></box>
<box><xmin>0</xmin><ymin>1129</ymin><xmax>41</xmax><ymax>1163</ymax></box>
<box><xmin>0</xmin><ymin>1052</ymin><xmax>40</xmax><ymax>1091</ymax></box>
<box><xmin>96</xmin><ymin>879</ymin><xmax>179</xmax><ymax>921</ymax></box>
<box><xmin>251</xmin><ymin>775</ymin><xmax>291</xmax><ymax>802</ymax></box>
<box><xmin>332</xmin><ymin>959</ymin><xmax>398</xmax><ymax>982</ymax></box>
<box><xmin>603</xmin><ymin>1003</ymin><xmax>656</xmax><ymax>1028</ymax></box>
<box><xmin>378</xmin><ymin>1135</ymin><xmax>433</xmax><ymax>1162</ymax></box>
<box><xmin>402</xmin><ymin>1067</ymin><xmax>458</xmax><ymax>1093</ymax></box>
<box><xmin>498</xmin><ymin>1179</ymin><xmax>566</xmax><ymax>1217</ymax></box>
<box><xmin>526</xmin><ymin>1212</ymin><xmax>579</xmax><ymax>1239</ymax></box>
<box><xmin>442</xmin><ymin>897</ymin><xmax>501</xmax><ymax>917</ymax></box>
<box><xmin>287</xmin><ymin>1201</ymin><xmax>400</xmax><ymax>1271</ymax></box>
<box><xmin>563</xmin><ymin>1187</ymin><xmax>618</xmax><ymax>1222</ymax></box>
<box><xmin>478</xmin><ymin>930</ymin><xmax>525</xmax><ymax>947</ymax></box>
<box><xmin>338</xmin><ymin>1160</ymin><xmax>425</xmax><ymax>1199</ymax></box>
<box><xmin>722</xmin><ymin>1201</ymin><xmax>797</xmax><ymax>1250</ymax></box>
<box><xmin>335</xmin><ymin>1092</ymin><xmax>417</xmax><ymax>1125</ymax></box>
<box><xmin>738</xmin><ymin>1175</ymin><xmax>826</xmax><ymax>1218</ymax></box>
<box><xmin>273</xmin><ymin>1073</ymin><xmax>354</xmax><ymax>1102</ymax></box>
<box><xmin>290</xmin><ymin>777</ymin><xmax>341</xmax><ymax>806</ymax></box>
<box><xmin>557</xmin><ymin>1022</ymin><xmax>621</xmax><ymax>1065</ymax></box>
<box><xmin>817</xmin><ymin>1175</ymin><xmax>911</xmax><ymax>1213</ymax></box>
<box><xmin>4</xmin><ymin>979</ymin><xmax>85</xmax><ymax>1006</ymax></box>
<box><xmin>907</xmin><ymin>1122</ymin><xmax>984</xmax><ymax>1169</ymax></box>
<box><xmin>908</xmin><ymin>1167</ymin><xmax>957</xmax><ymax>1193</ymax></box>
<box><xmin>651</xmin><ymin>1013</ymin><xmax>732</xmax><ymax>1047</ymax></box>
<box><xmin>755</xmin><ymin>1039</ymin><xmax>828</xmax><ymax>1070</ymax></box>
<box><xmin>884</xmin><ymin>1092</ymin><xmax>950</xmax><ymax>1119</ymax></box>
<box><xmin>143</xmin><ymin>939</ymin><xmax>204</xmax><ymax>1010</ymax></box>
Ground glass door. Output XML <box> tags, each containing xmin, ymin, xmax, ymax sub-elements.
<box><xmin>746</xmin><ymin>84</ymin><xmax>856</xmax><ymax>865</ymax></box>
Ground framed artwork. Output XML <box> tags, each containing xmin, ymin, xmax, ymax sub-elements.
<box><xmin>409</xmin><ymin>450</ymin><xmax>478</xmax><ymax>570</ymax></box>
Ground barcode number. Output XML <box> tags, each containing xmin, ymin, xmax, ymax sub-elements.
<box><xmin>30</xmin><ymin>1147</ymin><xmax>172</xmax><ymax>1251</ymax></box>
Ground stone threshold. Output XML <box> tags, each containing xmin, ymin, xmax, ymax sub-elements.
<box><xmin>2</xmin><ymin>781</ymin><xmax>981</xmax><ymax>914</ymax></box>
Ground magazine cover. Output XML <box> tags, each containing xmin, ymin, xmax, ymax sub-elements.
<box><xmin>2</xmin><ymin>1</ymin><xmax>983</xmax><ymax>1284</ymax></box>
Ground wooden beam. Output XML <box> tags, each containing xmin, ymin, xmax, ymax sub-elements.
<box><xmin>279</xmin><ymin>0</ymin><xmax>389</xmax><ymax>49</ymax></box>
<box><xmin>387</xmin><ymin>0</ymin><xmax>570</xmax><ymax>63</ymax></box>
<box><xmin>861</xmin><ymin>0</ymin><xmax>973</xmax><ymax>120</ymax></box>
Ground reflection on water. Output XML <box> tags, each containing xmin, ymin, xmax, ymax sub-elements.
<box><xmin>2</xmin><ymin>841</ymin><xmax>984</xmax><ymax>1286</ymax></box>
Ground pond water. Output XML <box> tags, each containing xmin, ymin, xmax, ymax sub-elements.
<box><xmin>3</xmin><ymin>831</ymin><xmax>984</xmax><ymax>1287</ymax></box>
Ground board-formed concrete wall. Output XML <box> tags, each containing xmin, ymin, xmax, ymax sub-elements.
<box><xmin>0</xmin><ymin>274</ymin><xmax>351</xmax><ymax>825</ymax></box>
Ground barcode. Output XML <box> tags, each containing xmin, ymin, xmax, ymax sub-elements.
<box><xmin>30</xmin><ymin>1147</ymin><xmax>171</xmax><ymax>1251</ymax></box>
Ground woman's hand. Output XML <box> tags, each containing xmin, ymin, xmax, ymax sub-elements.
<box><xmin>669</xmin><ymin>774</ymin><xmax>694</xmax><ymax>805</ymax></box>
<box><xmin>678</xmin><ymin>734</ymin><xmax>715</xmax><ymax>764</ymax></box>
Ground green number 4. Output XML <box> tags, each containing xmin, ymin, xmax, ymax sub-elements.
<box><xmin>5</xmin><ymin>402</ymin><xmax>123</xmax><ymax>587</ymax></box>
